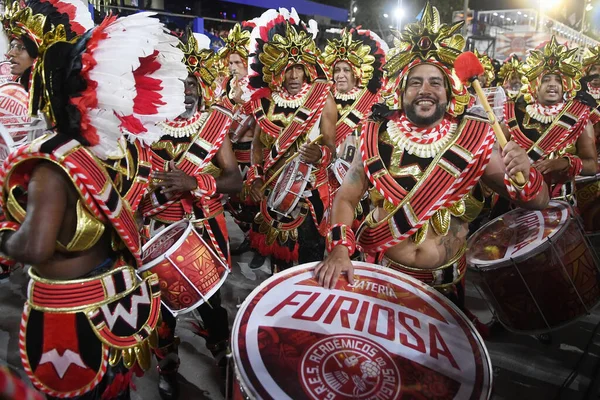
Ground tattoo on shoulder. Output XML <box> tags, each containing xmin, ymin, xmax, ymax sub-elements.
<box><xmin>348</xmin><ymin>164</ymin><xmax>364</xmax><ymax>184</ymax></box>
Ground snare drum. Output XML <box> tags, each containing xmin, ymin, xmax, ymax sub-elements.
<box><xmin>267</xmin><ymin>159</ymin><xmax>313</xmax><ymax>217</ymax></box>
<box><xmin>140</xmin><ymin>220</ymin><xmax>229</xmax><ymax>315</ymax></box>
<box><xmin>230</xmin><ymin>262</ymin><xmax>492</xmax><ymax>399</ymax></box>
<box><xmin>467</xmin><ymin>200</ymin><xmax>600</xmax><ymax>333</ymax></box>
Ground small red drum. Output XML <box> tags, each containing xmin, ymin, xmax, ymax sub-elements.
<box><xmin>140</xmin><ymin>220</ymin><xmax>229</xmax><ymax>315</ymax></box>
<box><xmin>230</xmin><ymin>262</ymin><xmax>492</xmax><ymax>399</ymax></box>
<box><xmin>467</xmin><ymin>200</ymin><xmax>600</xmax><ymax>333</ymax></box>
<box><xmin>267</xmin><ymin>159</ymin><xmax>313</xmax><ymax>217</ymax></box>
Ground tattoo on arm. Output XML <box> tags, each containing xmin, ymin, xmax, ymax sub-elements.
<box><xmin>438</xmin><ymin>218</ymin><xmax>466</xmax><ymax>261</ymax></box>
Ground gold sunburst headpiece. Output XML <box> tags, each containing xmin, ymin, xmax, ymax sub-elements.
<box><xmin>248</xmin><ymin>9</ymin><xmax>326</xmax><ymax>93</ymax></box>
<box><xmin>474</xmin><ymin>49</ymin><xmax>495</xmax><ymax>87</ymax></box>
<box><xmin>258</xmin><ymin>21</ymin><xmax>321</xmax><ymax>90</ymax></box>
<box><xmin>218</xmin><ymin>23</ymin><xmax>252</xmax><ymax>67</ymax></box>
<box><xmin>583</xmin><ymin>45</ymin><xmax>600</xmax><ymax>74</ymax></box>
<box><xmin>520</xmin><ymin>36</ymin><xmax>581</xmax><ymax>103</ymax></box>
<box><xmin>178</xmin><ymin>26</ymin><xmax>219</xmax><ymax>106</ymax></box>
<box><xmin>383</xmin><ymin>2</ymin><xmax>469</xmax><ymax>116</ymax></box>
<box><xmin>498</xmin><ymin>54</ymin><xmax>521</xmax><ymax>83</ymax></box>
<box><xmin>2</xmin><ymin>1</ymin><xmax>46</xmax><ymax>45</ymax></box>
<box><xmin>322</xmin><ymin>28</ymin><xmax>387</xmax><ymax>93</ymax></box>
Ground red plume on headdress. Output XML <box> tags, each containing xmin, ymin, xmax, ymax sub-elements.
<box><xmin>454</xmin><ymin>51</ymin><xmax>484</xmax><ymax>84</ymax></box>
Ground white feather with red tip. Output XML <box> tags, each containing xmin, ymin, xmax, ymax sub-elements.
<box><xmin>357</xmin><ymin>29</ymin><xmax>390</xmax><ymax>54</ymax></box>
<box><xmin>82</xmin><ymin>12</ymin><xmax>185</xmax><ymax>158</ymax></box>
<box><xmin>51</xmin><ymin>0</ymin><xmax>94</xmax><ymax>34</ymax></box>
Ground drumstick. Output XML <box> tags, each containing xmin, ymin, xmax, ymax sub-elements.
<box><xmin>454</xmin><ymin>52</ymin><xmax>526</xmax><ymax>186</ymax></box>
<box><xmin>260</xmin><ymin>134</ymin><xmax>324</xmax><ymax>192</ymax></box>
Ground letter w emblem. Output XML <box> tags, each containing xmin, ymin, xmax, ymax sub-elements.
<box><xmin>99</xmin><ymin>283</ymin><xmax>151</xmax><ymax>329</ymax></box>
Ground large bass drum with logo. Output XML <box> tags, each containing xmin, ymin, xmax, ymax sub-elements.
<box><xmin>467</xmin><ymin>200</ymin><xmax>600</xmax><ymax>333</ymax></box>
<box><xmin>229</xmin><ymin>262</ymin><xmax>492</xmax><ymax>399</ymax></box>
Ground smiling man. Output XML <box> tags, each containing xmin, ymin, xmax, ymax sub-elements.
<box><xmin>322</xmin><ymin>28</ymin><xmax>387</xmax><ymax>182</ymax></box>
<box><xmin>245</xmin><ymin>8</ymin><xmax>337</xmax><ymax>272</ymax></box>
<box><xmin>315</xmin><ymin>3</ymin><xmax>549</xmax><ymax>323</ymax></box>
<box><xmin>503</xmin><ymin>36</ymin><xmax>597</xmax><ymax>201</ymax></box>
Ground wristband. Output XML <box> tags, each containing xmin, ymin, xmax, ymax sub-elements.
<box><xmin>562</xmin><ymin>153</ymin><xmax>583</xmax><ymax>178</ymax></box>
<box><xmin>504</xmin><ymin>167</ymin><xmax>544</xmax><ymax>202</ymax></box>
<box><xmin>192</xmin><ymin>174</ymin><xmax>217</xmax><ymax>197</ymax></box>
<box><xmin>246</xmin><ymin>164</ymin><xmax>264</xmax><ymax>185</ymax></box>
<box><xmin>326</xmin><ymin>223</ymin><xmax>356</xmax><ymax>254</ymax></box>
<box><xmin>316</xmin><ymin>145</ymin><xmax>333</xmax><ymax>167</ymax></box>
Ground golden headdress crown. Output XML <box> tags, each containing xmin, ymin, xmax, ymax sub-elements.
<box><xmin>520</xmin><ymin>36</ymin><xmax>581</xmax><ymax>102</ymax></box>
<box><xmin>474</xmin><ymin>49</ymin><xmax>495</xmax><ymax>87</ymax></box>
<box><xmin>583</xmin><ymin>45</ymin><xmax>600</xmax><ymax>73</ymax></box>
<box><xmin>178</xmin><ymin>26</ymin><xmax>219</xmax><ymax>105</ymax></box>
<box><xmin>2</xmin><ymin>1</ymin><xmax>46</xmax><ymax>45</ymax></box>
<box><xmin>498</xmin><ymin>54</ymin><xmax>521</xmax><ymax>82</ymax></box>
<box><xmin>384</xmin><ymin>2</ymin><xmax>465</xmax><ymax>80</ymax></box>
<box><xmin>248</xmin><ymin>9</ymin><xmax>326</xmax><ymax>93</ymax></box>
<box><xmin>258</xmin><ymin>21</ymin><xmax>320</xmax><ymax>89</ymax></box>
<box><xmin>322</xmin><ymin>28</ymin><xmax>382</xmax><ymax>91</ymax></box>
<box><xmin>218</xmin><ymin>23</ymin><xmax>251</xmax><ymax>66</ymax></box>
<box><xmin>382</xmin><ymin>2</ymin><xmax>468</xmax><ymax>117</ymax></box>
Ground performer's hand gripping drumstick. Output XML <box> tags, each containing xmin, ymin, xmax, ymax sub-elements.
<box><xmin>455</xmin><ymin>51</ymin><xmax>527</xmax><ymax>186</ymax></box>
<box><xmin>259</xmin><ymin>134</ymin><xmax>323</xmax><ymax>192</ymax></box>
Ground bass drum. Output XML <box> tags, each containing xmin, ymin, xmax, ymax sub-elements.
<box><xmin>230</xmin><ymin>262</ymin><xmax>492</xmax><ymax>399</ymax></box>
<box><xmin>575</xmin><ymin>173</ymin><xmax>600</xmax><ymax>250</ymax></box>
<box><xmin>467</xmin><ymin>200</ymin><xmax>600</xmax><ymax>333</ymax></box>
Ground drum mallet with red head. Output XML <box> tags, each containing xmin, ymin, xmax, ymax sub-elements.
<box><xmin>455</xmin><ymin>51</ymin><xmax>526</xmax><ymax>186</ymax></box>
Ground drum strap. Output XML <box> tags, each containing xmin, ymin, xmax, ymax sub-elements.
<box><xmin>506</xmin><ymin>99</ymin><xmax>590</xmax><ymax>162</ymax></box>
<box><xmin>335</xmin><ymin>88</ymin><xmax>378</xmax><ymax>146</ymax></box>
<box><xmin>142</xmin><ymin>106</ymin><xmax>232</xmax><ymax>217</ymax></box>
<box><xmin>357</xmin><ymin>115</ymin><xmax>494</xmax><ymax>253</ymax></box>
<box><xmin>251</xmin><ymin>79</ymin><xmax>332</xmax><ymax>172</ymax></box>
<box><xmin>0</xmin><ymin>134</ymin><xmax>148</xmax><ymax>267</ymax></box>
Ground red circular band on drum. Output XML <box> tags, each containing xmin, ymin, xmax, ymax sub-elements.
<box><xmin>140</xmin><ymin>220</ymin><xmax>229</xmax><ymax>315</ymax></box>
<box><xmin>232</xmin><ymin>262</ymin><xmax>492</xmax><ymax>400</ymax></box>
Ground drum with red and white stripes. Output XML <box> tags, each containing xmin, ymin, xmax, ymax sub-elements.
<box><xmin>230</xmin><ymin>262</ymin><xmax>492</xmax><ymax>399</ymax></box>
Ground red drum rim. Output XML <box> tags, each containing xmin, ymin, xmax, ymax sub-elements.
<box><xmin>467</xmin><ymin>200</ymin><xmax>572</xmax><ymax>270</ymax></box>
<box><xmin>139</xmin><ymin>219</ymin><xmax>191</xmax><ymax>272</ymax></box>
<box><xmin>232</xmin><ymin>261</ymin><xmax>493</xmax><ymax>400</ymax></box>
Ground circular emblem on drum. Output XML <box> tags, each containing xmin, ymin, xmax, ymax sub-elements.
<box><xmin>232</xmin><ymin>262</ymin><xmax>492</xmax><ymax>399</ymax></box>
<box><xmin>300</xmin><ymin>334</ymin><xmax>401</xmax><ymax>399</ymax></box>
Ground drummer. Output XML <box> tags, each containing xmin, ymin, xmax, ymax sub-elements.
<box><xmin>503</xmin><ymin>37</ymin><xmax>597</xmax><ymax>201</ymax></box>
<box><xmin>315</xmin><ymin>3</ymin><xmax>549</xmax><ymax>321</ymax></box>
<box><xmin>0</xmin><ymin>10</ymin><xmax>184</xmax><ymax>399</ymax></box>
<box><xmin>498</xmin><ymin>53</ymin><xmax>523</xmax><ymax>99</ymax></box>
<box><xmin>245</xmin><ymin>8</ymin><xmax>337</xmax><ymax>272</ymax></box>
<box><xmin>141</xmin><ymin>28</ymin><xmax>242</xmax><ymax>399</ymax></box>
<box><xmin>216</xmin><ymin>22</ymin><xmax>262</xmax><ymax>262</ymax></box>
<box><xmin>321</xmin><ymin>28</ymin><xmax>387</xmax><ymax>236</ymax></box>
